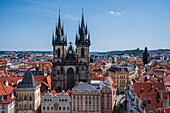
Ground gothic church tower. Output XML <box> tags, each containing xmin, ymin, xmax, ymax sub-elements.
<box><xmin>52</xmin><ymin>9</ymin><xmax>91</xmax><ymax>92</ymax></box>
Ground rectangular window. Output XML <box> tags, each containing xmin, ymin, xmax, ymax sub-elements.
<box><xmin>43</xmin><ymin>107</ymin><xmax>45</xmax><ymax>110</ymax></box>
<box><xmin>59</xmin><ymin>107</ymin><xmax>61</xmax><ymax>110</ymax></box>
<box><xmin>77</xmin><ymin>100</ymin><xmax>79</xmax><ymax>104</ymax></box>
<box><xmin>85</xmin><ymin>107</ymin><xmax>87</xmax><ymax>111</ymax></box>
<box><xmin>73</xmin><ymin>100</ymin><xmax>75</xmax><ymax>104</ymax></box>
<box><xmin>93</xmin><ymin>96</ymin><xmax>95</xmax><ymax>99</ymax></box>
<box><xmin>67</xmin><ymin>107</ymin><xmax>69</xmax><ymax>110</ymax></box>
<box><xmin>107</xmin><ymin>105</ymin><xmax>109</xmax><ymax>109</ymax></box>
<box><xmin>73</xmin><ymin>107</ymin><xmax>75</xmax><ymax>111</ymax></box>
<box><xmin>89</xmin><ymin>107</ymin><xmax>91</xmax><ymax>111</ymax></box>
<box><xmin>93</xmin><ymin>100</ymin><xmax>95</xmax><ymax>104</ymax></box>
<box><xmin>81</xmin><ymin>107</ymin><xmax>83</xmax><ymax>111</ymax></box>
<box><xmin>102</xmin><ymin>98</ymin><xmax>104</xmax><ymax>102</ymax></box>
<box><xmin>93</xmin><ymin>107</ymin><xmax>95</xmax><ymax>111</ymax></box>
<box><xmin>47</xmin><ymin>107</ymin><xmax>49</xmax><ymax>110</ymax></box>
<box><xmin>89</xmin><ymin>100</ymin><xmax>91</xmax><ymax>104</ymax></box>
<box><xmin>107</xmin><ymin>98</ymin><xmax>109</xmax><ymax>103</ymax></box>
<box><xmin>86</xmin><ymin>100</ymin><xmax>87</xmax><ymax>104</ymax></box>
<box><xmin>97</xmin><ymin>101</ymin><xmax>99</xmax><ymax>105</ymax></box>
<box><xmin>63</xmin><ymin>107</ymin><xmax>65</xmax><ymax>110</ymax></box>
<box><xmin>102</xmin><ymin>104</ymin><xmax>104</xmax><ymax>109</ymax></box>
<box><xmin>77</xmin><ymin>96</ymin><xmax>79</xmax><ymax>99</ymax></box>
<box><xmin>77</xmin><ymin>107</ymin><xmax>79</xmax><ymax>111</ymax></box>
<box><xmin>81</xmin><ymin>100</ymin><xmax>83</xmax><ymax>104</ymax></box>
<box><xmin>97</xmin><ymin>107</ymin><xmax>99</xmax><ymax>111</ymax></box>
<box><xmin>89</xmin><ymin>96</ymin><xmax>91</xmax><ymax>99</ymax></box>
<box><xmin>51</xmin><ymin>107</ymin><xmax>53</xmax><ymax>110</ymax></box>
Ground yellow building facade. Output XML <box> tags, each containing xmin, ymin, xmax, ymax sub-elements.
<box><xmin>108</xmin><ymin>66</ymin><xmax>137</xmax><ymax>93</ymax></box>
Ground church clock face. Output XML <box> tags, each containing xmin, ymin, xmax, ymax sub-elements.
<box><xmin>69</xmin><ymin>50</ymin><xmax>73</xmax><ymax>54</ymax></box>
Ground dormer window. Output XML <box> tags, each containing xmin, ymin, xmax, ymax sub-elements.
<box><xmin>11</xmin><ymin>93</ymin><xmax>14</xmax><ymax>99</ymax></box>
<box><xmin>0</xmin><ymin>95</ymin><xmax>4</xmax><ymax>102</ymax></box>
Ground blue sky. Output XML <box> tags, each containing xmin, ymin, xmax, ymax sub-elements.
<box><xmin>0</xmin><ymin>0</ymin><xmax>170</xmax><ymax>52</ymax></box>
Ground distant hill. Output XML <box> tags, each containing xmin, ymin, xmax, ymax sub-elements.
<box><xmin>90</xmin><ymin>49</ymin><xmax>170</xmax><ymax>56</ymax></box>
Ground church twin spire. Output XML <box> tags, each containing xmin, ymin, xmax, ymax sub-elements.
<box><xmin>52</xmin><ymin>9</ymin><xmax>90</xmax><ymax>46</ymax></box>
<box><xmin>76</xmin><ymin>9</ymin><xmax>90</xmax><ymax>46</ymax></box>
<box><xmin>52</xmin><ymin>9</ymin><xmax>67</xmax><ymax>45</ymax></box>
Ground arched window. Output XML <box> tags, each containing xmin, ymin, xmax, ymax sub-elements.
<box><xmin>57</xmin><ymin>48</ymin><xmax>60</xmax><ymax>57</ymax></box>
<box><xmin>24</xmin><ymin>95</ymin><xmax>26</xmax><ymax>100</ymax></box>
<box><xmin>29</xmin><ymin>95</ymin><xmax>32</xmax><ymax>100</ymax></box>
<box><xmin>81</xmin><ymin>48</ymin><xmax>85</xmax><ymax>57</ymax></box>
<box><xmin>30</xmin><ymin>104</ymin><xmax>32</xmax><ymax>110</ymax></box>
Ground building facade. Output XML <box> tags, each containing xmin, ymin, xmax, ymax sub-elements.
<box><xmin>108</xmin><ymin>66</ymin><xmax>137</xmax><ymax>93</ymax></box>
<box><xmin>41</xmin><ymin>90</ymin><xmax>71</xmax><ymax>113</ymax></box>
<box><xmin>52</xmin><ymin>10</ymin><xmax>91</xmax><ymax>91</ymax></box>
<box><xmin>71</xmin><ymin>81</ymin><xmax>116</xmax><ymax>113</ymax></box>
<box><xmin>15</xmin><ymin>71</ymin><xmax>41</xmax><ymax>113</ymax></box>
<box><xmin>0</xmin><ymin>82</ymin><xmax>16</xmax><ymax>113</ymax></box>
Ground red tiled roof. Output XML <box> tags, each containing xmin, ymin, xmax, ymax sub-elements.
<box><xmin>0</xmin><ymin>76</ymin><xmax>22</xmax><ymax>87</ymax></box>
<box><xmin>139</xmin><ymin>92</ymin><xmax>163</xmax><ymax>112</ymax></box>
<box><xmin>0</xmin><ymin>82</ymin><xmax>14</xmax><ymax>95</ymax></box>
<box><xmin>66</xmin><ymin>89</ymin><xmax>71</xmax><ymax>96</ymax></box>
<box><xmin>51</xmin><ymin>90</ymin><xmax>57</xmax><ymax>96</ymax></box>
<box><xmin>45</xmin><ymin>75</ymin><xmax>51</xmax><ymax>86</ymax></box>
<box><xmin>40</xmin><ymin>82</ymin><xmax>49</xmax><ymax>93</ymax></box>
<box><xmin>107</xmin><ymin>76</ymin><xmax>116</xmax><ymax>88</ymax></box>
<box><xmin>138</xmin><ymin>75</ymin><xmax>156</xmax><ymax>83</ymax></box>
<box><xmin>133</xmin><ymin>82</ymin><xmax>165</xmax><ymax>94</ymax></box>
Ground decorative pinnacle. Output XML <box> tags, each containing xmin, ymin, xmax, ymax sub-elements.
<box><xmin>82</xmin><ymin>8</ymin><xmax>84</xmax><ymax>14</ymax></box>
<box><xmin>59</xmin><ymin>6</ymin><xmax>60</xmax><ymax>15</ymax></box>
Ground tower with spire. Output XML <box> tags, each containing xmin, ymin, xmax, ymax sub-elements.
<box><xmin>52</xmin><ymin>9</ymin><xmax>91</xmax><ymax>91</ymax></box>
<box><xmin>52</xmin><ymin>9</ymin><xmax>67</xmax><ymax>62</ymax></box>
<box><xmin>143</xmin><ymin>47</ymin><xmax>150</xmax><ymax>65</ymax></box>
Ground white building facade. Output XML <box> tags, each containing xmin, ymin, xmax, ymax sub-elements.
<box><xmin>41</xmin><ymin>90</ymin><xmax>71</xmax><ymax>113</ymax></box>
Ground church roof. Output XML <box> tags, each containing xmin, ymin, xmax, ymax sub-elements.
<box><xmin>18</xmin><ymin>71</ymin><xmax>38</xmax><ymax>88</ymax></box>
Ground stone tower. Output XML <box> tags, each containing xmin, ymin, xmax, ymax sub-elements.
<box><xmin>52</xmin><ymin>9</ymin><xmax>91</xmax><ymax>91</ymax></box>
<box><xmin>15</xmin><ymin>71</ymin><xmax>41</xmax><ymax>113</ymax></box>
<box><xmin>143</xmin><ymin>47</ymin><xmax>149</xmax><ymax>65</ymax></box>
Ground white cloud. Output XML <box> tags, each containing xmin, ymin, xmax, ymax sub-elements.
<box><xmin>109</xmin><ymin>11</ymin><xmax>121</xmax><ymax>16</ymax></box>
<box><xmin>65</xmin><ymin>14</ymin><xmax>79</xmax><ymax>21</ymax></box>
<box><xmin>110</xmin><ymin>11</ymin><xmax>115</xmax><ymax>14</ymax></box>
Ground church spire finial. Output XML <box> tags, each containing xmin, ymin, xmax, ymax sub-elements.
<box><xmin>81</xmin><ymin>8</ymin><xmax>85</xmax><ymax>27</ymax></box>
<box><xmin>58</xmin><ymin>8</ymin><xmax>61</xmax><ymax>29</ymax></box>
